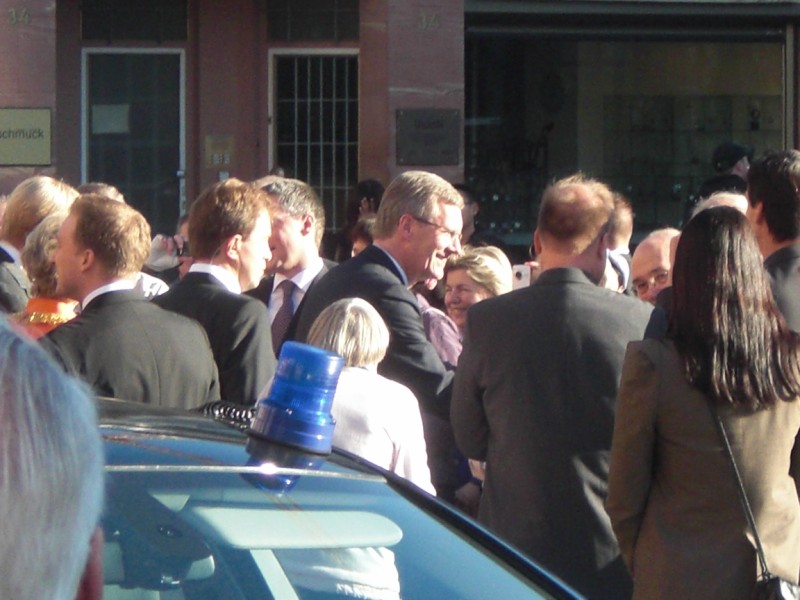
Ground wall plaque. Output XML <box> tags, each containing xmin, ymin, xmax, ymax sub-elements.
<box><xmin>0</xmin><ymin>108</ymin><xmax>51</xmax><ymax>166</ymax></box>
<box><xmin>396</xmin><ymin>109</ymin><xmax>460</xmax><ymax>166</ymax></box>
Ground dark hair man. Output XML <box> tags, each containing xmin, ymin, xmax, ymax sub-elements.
<box><xmin>247</xmin><ymin>178</ymin><xmax>336</xmax><ymax>356</ymax></box>
<box><xmin>41</xmin><ymin>194</ymin><xmax>220</xmax><ymax>407</ymax></box>
<box><xmin>746</xmin><ymin>149</ymin><xmax>800</xmax><ymax>331</ymax></box>
<box><xmin>451</xmin><ymin>174</ymin><xmax>653</xmax><ymax>600</ymax></box>
<box><xmin>153</xmin><ymin>179</ymin><xmax>276</xmax><ymax>404</ymax></box>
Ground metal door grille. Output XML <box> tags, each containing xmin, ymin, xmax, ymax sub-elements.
<box><xmin>273</xmin><ymin>54</ymin><xmax>358</xmax><ymax>232</ymax></box>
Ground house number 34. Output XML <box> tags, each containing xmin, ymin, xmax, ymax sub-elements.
<box><xmin>8</xmin><ymin>8</ymin><xmax>31</xmax><ymax>26</ymax></box>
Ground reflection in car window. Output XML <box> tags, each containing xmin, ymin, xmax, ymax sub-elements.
<box><xmin>102</xmin><ymin>469</ymin><xmax>558</xmax><ymax>599</ymax></box>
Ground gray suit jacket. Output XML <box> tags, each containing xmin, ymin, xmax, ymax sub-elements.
<box><xmin>0</xmin><ymin>247</ymin><xmax>29</xmax><ymax>313</ymax></box>
<box><xmin>451</xmin><ymin>267</ymin><xmax>652</xmax><ymax>599</ymax></box>
<box><xmin>765</xmin><ymin>243</ymin><xmax>800</xmax><ymax>332</ymax></box>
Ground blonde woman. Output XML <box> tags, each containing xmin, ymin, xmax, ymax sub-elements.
<box><xmin>307</xmin><ymin>297</ymin><xmax>434</xmax><ymax>493</ymax></box>
<box><xmin>13</xmin><ymin>215</ymin><xmax>77</xmax><ymax>338</ymax></box>
<box><xmin>444</xmin><ymin>245</ymin><xmax>513</xmax><ymax>336</ymax></box>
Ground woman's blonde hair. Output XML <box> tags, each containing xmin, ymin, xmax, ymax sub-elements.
<box><xmin>21</xmin><ymin>214</ymin><xmax>65</xmax><ymax>298</ymax></box>
<box><xmin>444</xmin><ymin>245</ymin><xmax>513</xmax><ymax>297</ymax></box>
<box><xmin>307</xmin><ymin>297</ymin><xmax>390</xmax><ymax>368</ymax></box>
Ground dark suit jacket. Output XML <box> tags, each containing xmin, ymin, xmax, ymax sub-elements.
<box><xmin>765</xmin><ymin>243</ymin><xmax>800</xmax><ymax>332</ymax></box>
<box><xmin>246</xmin><ymin>258</ymin><xmax>336</xmax><ymax>355</ymax></box>
<box><xmin>0</xmin><ymin>247</ymin><xmax>30</xmax><ymax>313</ymax></box>
<box><xmin>451</xmin><ymin>268</ymin><xmax>653</xmax><ymax>600</ymax></box>
<box><xmin>40</xmin><ymin>290</ymin><xmax>219</xmax><ymax>408</ymax></box>
<box><xmin>294</xmin><ymin>245</ymin><xmax>453</xmax><ymax>421</ymax></box>
<box><xmin>152</xmin><ymin>272</ymin><xmax>276</xmax><ymax>405</ymax></box>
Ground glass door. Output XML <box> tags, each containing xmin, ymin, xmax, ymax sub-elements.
<box><xmin>83</xmin><ymin>50</ymin><xmax>185</xmax><ymax>235</ymax></box>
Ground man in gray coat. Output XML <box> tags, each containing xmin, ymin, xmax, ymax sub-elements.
<box><xmin>451</xmin><ymin>174</ymin><xmax>652</xmax><ymax>600</ymax></box>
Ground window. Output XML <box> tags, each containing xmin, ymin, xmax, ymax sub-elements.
<box><xmin>267</xmin><ymin>0</ymin><xmax>359</xmax><ymax>42</ymax></box>
<box><xmin>81</xmin><ymin>0</ymin><xmax>187</xmax><ymax>42</ymax></box>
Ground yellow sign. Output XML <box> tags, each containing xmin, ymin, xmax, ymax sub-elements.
<box><xmin>204</xmin><ymin>135</ymin><xmax>235</xmax><ymax>169</ymax></box>
<box><xmin>0</xmin><ymin>109</ymin><xmax>51</xmax><ymax>166</ymax></box>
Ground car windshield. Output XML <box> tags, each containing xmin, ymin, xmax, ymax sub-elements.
<box><xmin>102</xmin><ymin>463</ymin><xmax>562</xmax><ymax>600</ymax></box>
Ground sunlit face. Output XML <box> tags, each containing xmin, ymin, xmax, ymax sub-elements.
<box><xmin>237</xmin><ymin>210</ymin><xmax>272</xmax><ymax>292</ymax></box>
<box><xmin>53</xmin><ymin>213</ymin><xmax>84</xmax><ymax>301</ymax></box>
<box><xmin>409</xmin><ymin>202</ymin><xmax>463</xmax><ymax>283</ymax></box>
<box><xmin>266</xmin><ymin>207</ymin><xmax>306</xmax><ymax>277</ymax></box>
<box><xmin>445</xmin><ymin>268</ymin><xmax>491</xmax><ymax>332</ymax></box>
<box><xmin>631</xmin><ymin>239</ymin><xmax>672</xmax><ymax>304</ymax></box>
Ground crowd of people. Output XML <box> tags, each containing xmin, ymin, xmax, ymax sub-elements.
<box><xmin>2</xmin><ymin>146</ymin><xmax>800</xmax><ymax>599</ymax></box>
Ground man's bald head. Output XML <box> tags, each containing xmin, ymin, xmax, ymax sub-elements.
<box><xmin>631</xmin><ymin>227</ymin><xmax>680</xmax><ymax>303</ymax></box>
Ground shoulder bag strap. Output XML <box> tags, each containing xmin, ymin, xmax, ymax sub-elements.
<box><xmin>707</xmin><ymin>402</ymin><xmax>772</xmax><ymax>579</ymax></box>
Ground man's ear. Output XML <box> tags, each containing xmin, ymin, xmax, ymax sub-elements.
<box><xmin>222</xmin><ymin>234</ymin><xmax>243</xmax><ymax>261</ymax></box>
<box><xmin>398</xmin><ymin>214</ymin><xmax>415</xmax><ymax>240</ymax></box>
<box><xmin>596</xmin><ymin>231</ymin><xmax>609</xmax><ymax>258</ymax></box>
<box><xmin>533</xmin><ymin>229</ymin><xmax>543</xmax><ymax>257</ymax></box>
<box><xmin>750</xmin><ymin>199</ymin><xmax>766</xmax><ymax>225</ymax></box>
<box><xmin>300</xmin><ymin>213</ymin><xmax>315</xmax><ymax>237</ymax></box>
<box><xmin>79</xmin><ymin>248</ymin><xmax>95</xmax><ymax>273</ymax></box>
<box><xmin>74</xmin><ymin>527</ymin><xmax>104</xmax><ymax>600</ymax></box>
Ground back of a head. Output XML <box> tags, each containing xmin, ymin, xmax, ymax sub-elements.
<box><xmin>72</xmin><ymin>194</ymin><xmax>151</xmax><ymax>278</ymax></box>
<box><xmin>537</xmin><ymin>174</ymin><xmax>614</xmax><ymax>255</ymax></box>
<box><xmin>445</xmin><ymin>245</ymin><xmax>513</xmax><ymax>297</ymax></box>
<box><xmin>307</xmin><ymin>297</ymin><xmax>390</xmax><ymax>368</ymax></box>
<box><xmin>189</xmin><ymin>178</ymin><xmax>271</xmax><ymax>259</ymax></box>
<box><xmin>2</xmin><ymin>176</ymin><xmax>78</xmax><ymax>248</ymax></box>
<box><xmin>22</xmin><ymin>214</ymin><xmax>65</xmax><ymax>298</ymax></box>
<box><xmin>747</xmin><ymin>150</ymin><xmax>800</xmax><ymax>243</ymax></box>
<box><xmin>76</xmin><ymin>182</ymin><xmax>125</xmax><ymax>203</ymax></box>
<box><xmin>262</xmin><ymin>178</ymin><xmax>326</xmax><ymax>247</ymax></box>
<box><xmin>373</xmin><ymin>171</ymin><xmax>463</xmax><ymax>239</ymax></box>
<box><xmin>0</xmin><ymin>322</ymin><xmax>103</xmax><ymax>599</ymax></box>
<box><xmin>691</xmin><ymin>191</ymin><xmax>748</xmax><ymax>218</ymax></box>
<box><xmin>671</xmin><ymin>206</ymin><xmax>800</xmax><ymax>407</ymax></box>
<box><xmin>608</xmin><ymin>193</ymin><xmax>634</xmax><ymax>250</ymax></box>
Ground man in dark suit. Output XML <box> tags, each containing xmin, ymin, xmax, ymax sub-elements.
<box><xmin>0</xmin><ymin>176</ymin><xmax>78</xmax><ymax>312</ymax></box>
<box><xmin>246</xmin><ymin>178</ymin><xmax>335</xmax><ymax>356</ymax></box>
<box><xmin>40</xmin><ymin>195</ymin><xmax>220</xmax><ymax>408</ymax></box>
<box><xmin>746</xmin><ymin>150</ymin><xmax>800</xmax><ymax>332</ymax></box>
<box><xmin>295</xmin><ymin>171</ymin><xmax>463</xmax><ymax>422</ymax></box>
<box><xmin>153</xmin><ymin>179</ymin><xmax>275</xmax><ymax>405</ymax></box>
<box><xmin>451</xmin><ymin>175</ymin><xmax>653</xmax><ymax>600</ymax></box>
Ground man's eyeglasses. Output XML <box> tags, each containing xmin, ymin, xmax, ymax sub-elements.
<box><xmin>633</xmin><ymin>269</ymin><xmax>669</xmax><ymax>297</ymax></box>
<box><xmin>411</xmin><ymin>216</ymin><xmax>462</xmax><ymax>244</ymax></box>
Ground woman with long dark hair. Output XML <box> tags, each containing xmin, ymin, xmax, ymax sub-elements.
<box><xmin>607</xmin><ymin>206</ymin><xmax>800</xmax><ymax>599</ymax></box>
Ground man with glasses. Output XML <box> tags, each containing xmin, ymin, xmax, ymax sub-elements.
<box><xmin>294</xmin><ymin>170</ymin><xmax>463</xmax><ymax>497</ymax></box>
<box><xmin>630</xmin><ymin>228</ymin><xmax>680</xmax><ymax>304</ymax></box>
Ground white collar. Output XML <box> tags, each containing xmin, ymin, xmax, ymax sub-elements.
<box><xmin>189</xmin><ymin>262</ymin><xmax>241</xmax><ymax>294</ymax></box>
<box><xmin>0</xmin><ymin>241</ymin><xmax>20</xmax><ymax>264</ymax></box>
<box><xmin>273</xmin><ymin>256</ymin><xmax>324</xmax><ymax>291</ymax></box>
<box><xmin>81</xmin><ymin>279</ymin><xmax>136</xmax><ymax>310</ymax></box>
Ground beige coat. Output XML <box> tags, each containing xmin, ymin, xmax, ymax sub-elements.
<box><xmin>607</xmin><ymin>339</ymin><xmax>800</xmax><ymax>600</ymax></box>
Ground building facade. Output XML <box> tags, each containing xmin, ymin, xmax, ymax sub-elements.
<box><xmin>0</xmin><ymin>0</ymin><xmax>798</xmax><ymax>242</ymax></box>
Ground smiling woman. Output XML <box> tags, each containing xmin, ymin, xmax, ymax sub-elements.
<box><xmin>444</xmin><ymin>245</ymin><xmax>513</xmax><ymax>336</ymax></box>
